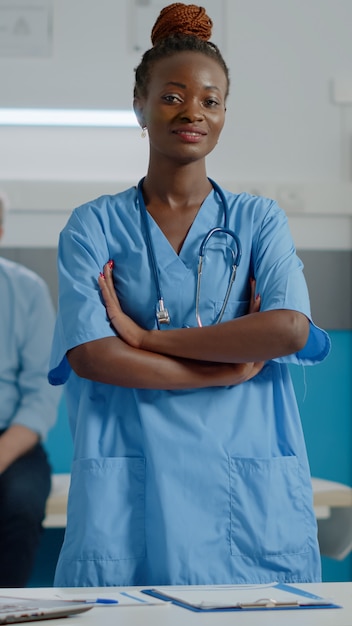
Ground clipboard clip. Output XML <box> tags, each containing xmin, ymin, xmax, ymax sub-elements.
<box><xmin>240</xmin><ymin>597</ymin><xmax>299</xmax><ymax>609</ymax></box>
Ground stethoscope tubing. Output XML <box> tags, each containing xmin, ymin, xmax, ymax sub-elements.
<box><xmin>137</xmin><ymin>177</ymin><xmax>241</xmax><ymax>327</ymax></box>
<box><xmin>198</xmin><ymin>225</ymin><xmax>242</xmax><ymax>265</ymax></box>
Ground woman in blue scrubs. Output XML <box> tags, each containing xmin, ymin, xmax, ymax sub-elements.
<box><xmin>49</xmin><ymin>3</ymin><xmax>330</xmax><ymax>587</ymax></box>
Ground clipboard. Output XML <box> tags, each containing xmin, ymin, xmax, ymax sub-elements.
<box><xmin>142</xmin><ymin>583</ymin><xmax>342</xmax><ymax>612</ymax></box>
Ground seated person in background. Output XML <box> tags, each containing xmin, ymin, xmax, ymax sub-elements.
<box><xmin>0</xmin><ymin>193</ymin><xmax>61</xmax><ymax>587</ymax></box>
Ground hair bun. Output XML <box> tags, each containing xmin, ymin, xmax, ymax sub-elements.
<box><xmin>151</xmin><ymin>3</ymin><xmax>213</xmax><ymax>46</ymax></box>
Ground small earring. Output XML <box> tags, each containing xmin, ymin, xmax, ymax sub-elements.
<box><xmin>141</xmin><ymin>126</ymin><xmax>147</xmax><ymax>139</ymax></box>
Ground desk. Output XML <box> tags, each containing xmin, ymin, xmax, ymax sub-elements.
<box><xmin>43</xmin><ymin>474</ymin><xmax>69</xmax><ymax>528</ymax></box>
<box><xmin>2</xmin><ymin>583</ymin><xmax>352</xmax><ymax>625</ymax></box>
<box><xmin>312</xmin><ymin>478</ymin><xmax>352</xmax><ymax>560</ymax></box>
<box><xmin>312</xmin><ymin>478</ymin><xmax>352</xmax><ymax>516</ymax></box>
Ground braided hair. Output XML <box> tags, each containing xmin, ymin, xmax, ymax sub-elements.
<box><xmin>134</xmin><ymin>3</ymin><xmax>230</xmax><ymax>100</ymax></box>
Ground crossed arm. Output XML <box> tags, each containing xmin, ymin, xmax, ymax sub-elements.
<box><xmin>67</xmin><ymin>262</ymin><xmax>309</xmax><ymax>390</ymax></box>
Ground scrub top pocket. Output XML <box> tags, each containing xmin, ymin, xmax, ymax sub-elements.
<box><xmin>66</xmin><ymin>457</ymin><xmax>146</xmax><ymax>560</ymax></box>
<box><xmin>214</xmin><ymin>299</ymin><xmax>249</xmax><ymax>323</ymax></box>
<box><xmin>229</xmin><ymin>456</ymin><xmax>309</xmax><ymax>558</ymax></box>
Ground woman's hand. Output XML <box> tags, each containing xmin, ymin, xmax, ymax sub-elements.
<box><xmin>240</xmin><ymin>278</ymin><xmax>264</xmax><ymax>379</ymax></box>
<box><xmin>98</xmin><ymin>260</ymin><xmax>146</xmax><ymax>349</ymax></box>
<box><xmin>249</xmin><ymin>277</ymin><xmax>260</xmax><ymax>314</ymax></box>
<box><xmin>190</xmin><ymin>359</ymin><xmax>265</xmax><ymax>388</ymax></box>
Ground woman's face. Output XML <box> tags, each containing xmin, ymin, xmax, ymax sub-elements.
<box><xmin>134</xmin><ymin>51</ymin><xmax>228</xmax><ymax>166</ymax></box>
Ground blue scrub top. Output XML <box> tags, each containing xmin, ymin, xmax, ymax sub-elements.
<box><xmin>49</xmin><ymin>184</ymin><xmax>330</xmax><ymax>587</ymax></box>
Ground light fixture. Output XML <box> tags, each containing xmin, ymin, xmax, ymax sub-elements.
<box><xmin>0</xmin><ymin>108</ymin><xmax>139</xmax><ymax>127</ymax></box>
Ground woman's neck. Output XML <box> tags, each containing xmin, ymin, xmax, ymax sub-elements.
<box><xmin>140</xmin><ymin>163</ymin><xmax>213</xmax><ymax>254</ymax></box>
<box><xmin>142</xmin><ymin>162</ymin><xmax>212</xmax><ymax>210</ymax></box>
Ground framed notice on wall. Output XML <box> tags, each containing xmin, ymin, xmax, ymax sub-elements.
<box><xmin>0</xmin><ymin>1</ymin><xmax>53</xmax><ymax>57</ymax></box>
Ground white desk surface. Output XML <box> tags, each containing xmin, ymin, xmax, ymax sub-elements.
<box><xmin>3</xmin><ymin>583</ymin><xmax>352</xmax><ymax>626</ymax></box>
<box><xmin>312</xmin><ymin>478</ymin><xmax>352</xmax><ymax>508</ymax></box>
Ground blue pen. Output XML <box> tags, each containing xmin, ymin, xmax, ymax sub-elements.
<box><xmin>88</xmin><ymin>598</ymin><xmax>119</xmax><ymax>605</ymax></box>
<box><xmin>57</xmin><ymin>594</ymin><xmax>119</xmax><ymax>605</ymax></box>
<box><xmin>70</xmin><ymin>598</ymin><xmax>119</xmax><ymax>605</ymax></box>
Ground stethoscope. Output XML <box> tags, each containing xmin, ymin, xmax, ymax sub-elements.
<box><xmin>137</xmin><ymin>177</ymin><xmax>242</xmax><ymax>328</ymax></box>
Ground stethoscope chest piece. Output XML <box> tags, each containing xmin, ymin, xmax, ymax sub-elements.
<box><xmin>156</xmin><ymin>298</ymin><xmax>171</xmax><ymax>325</ymax></box>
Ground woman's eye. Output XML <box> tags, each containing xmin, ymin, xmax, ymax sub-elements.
<box><xmin>204</xmin><ymin>98</ymin><xmax>220</xmax><ymax>107</ymax></box>
<box><xmin>162</xmin><ymin>94</ymin><xmax>182</xmax><ymax>103</ymax></box>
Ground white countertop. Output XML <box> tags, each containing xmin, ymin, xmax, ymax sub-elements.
<box><xmin>2</xmin><ymin>583</ymin><xmax>352</xmax><ymax>626</ymax></box>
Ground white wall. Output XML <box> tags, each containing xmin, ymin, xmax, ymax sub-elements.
<box><xmin>0</xmin><ymin>0</ymin><xmax>352</xmax><ymax>248</ymax></box>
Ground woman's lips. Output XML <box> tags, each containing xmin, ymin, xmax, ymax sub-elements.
<box><xmin>173</xmin><ymin>128</ymin><xmax>206</xmax><ymax>142</ymax></box>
